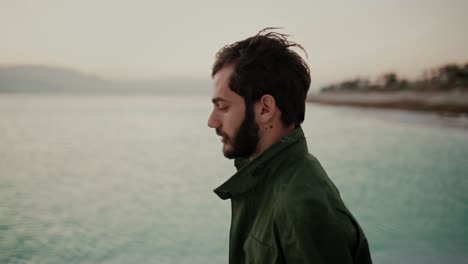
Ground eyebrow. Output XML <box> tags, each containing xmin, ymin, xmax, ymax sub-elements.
<box><xmin>212</xmin><ymin>97</ymin><xmax>228</xmax><ymax>104</ymax></box>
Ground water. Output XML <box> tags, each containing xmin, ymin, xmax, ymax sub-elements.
<box><xmin>0</xmin><ymin>94</ymin><xmax>467</xmax><ymax>263</ymax></box>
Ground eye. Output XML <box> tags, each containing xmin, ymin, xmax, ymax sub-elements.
<box><xmin>217</xmin><ymin>104</ymin><xmax>229</xmax><ymax>111</ymax></box>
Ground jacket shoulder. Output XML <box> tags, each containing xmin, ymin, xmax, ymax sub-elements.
<box><xmin>272</xmin><ymin>154</ymin><xmax>350</xmax><ymax>228</ymax></box>
<box><xmin>274</xmin><ymin>153</ymin><xmax>341</xmax><ymax>205</ymax></box>
<box><xmin>270</xmin><ymin>154</ymin><xmax>372</xmax><ymax>263</ymax></box>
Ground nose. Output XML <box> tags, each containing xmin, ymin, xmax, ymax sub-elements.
<box><xmin>207</xmin><ymin>110</ymin><xmax>221</xmax><ymax>128</ymax></box>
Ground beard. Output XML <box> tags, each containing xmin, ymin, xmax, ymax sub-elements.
<box><xmin>217</xmin><ymin>105</ymin><xmax>259</xmax><ymax>159</ymax></box>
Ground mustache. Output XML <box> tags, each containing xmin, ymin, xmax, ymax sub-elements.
<box><xmin>216</xmin><ymin>129</ymin><xmax>229</xmax><ymax>140</ymax></box>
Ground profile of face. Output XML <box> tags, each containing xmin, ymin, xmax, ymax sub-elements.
<box><xmin>208</xmin><ymin>65</ymin><xmax>259</xmax><ymax>159</ymax></box>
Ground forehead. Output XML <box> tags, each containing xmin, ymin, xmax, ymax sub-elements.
<box><xmin>212</xmin><ymin>64</ymin><xmax>242</xmax><ymax>103</ymax></box>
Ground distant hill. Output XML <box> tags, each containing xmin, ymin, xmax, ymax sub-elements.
<box><xmin>0</xmin><ymin>65</ymin><xmax>210</xmax><ymax>94</ymax></box>
<box><xmin>319</xmin><ymin>63</ymin><xmax>468</xmax><ymax>93</ymax></box>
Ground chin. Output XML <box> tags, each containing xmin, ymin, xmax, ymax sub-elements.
<box><xmin>222</xmin><ymin>145</ymin><xmax>235</xmax><ymax>159</ymax></box>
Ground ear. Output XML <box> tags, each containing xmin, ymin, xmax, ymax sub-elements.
<box><xmin>254</xmin><ymin>94</ymin><xmax>277</xmax><ymax>124</ymax></box>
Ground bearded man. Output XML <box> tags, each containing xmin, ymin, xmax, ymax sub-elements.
<box><xmin>207</xmin><ymin>29</ymin><xmax>372</xmax><ymax>264</ymax></box>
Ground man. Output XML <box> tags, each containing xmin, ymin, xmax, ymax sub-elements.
<box><xmin>207</xmin><ymin>29</ymin><xmax>372</xmax><ymax>264</ymax></box>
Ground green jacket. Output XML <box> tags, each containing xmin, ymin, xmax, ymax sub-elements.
<box><xmin>214</xmin><ymin>127</ymin><xmax>372</xmax><ymax>264</ymax></box>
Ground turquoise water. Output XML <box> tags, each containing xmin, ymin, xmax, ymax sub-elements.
<box><xmin>0</xmin><ymin>94</ymin><xmax>467</xmax><ymax>263</ymax></box>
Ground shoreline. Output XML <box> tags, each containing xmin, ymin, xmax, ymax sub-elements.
<box><xmin>307</xmin><ymin>91</ymin><xmax>468</xmax><ymax>115</ymax></box>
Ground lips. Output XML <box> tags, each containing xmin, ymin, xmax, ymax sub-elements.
<box><xmin>220</xmin><ymin>134</ymin><xmax>228</xmax><ymax>143</ymax></box>
<box><xmin>216</xmin><ymin>129</ymin><xmax>229</xmax><ymax>143</ymax></box>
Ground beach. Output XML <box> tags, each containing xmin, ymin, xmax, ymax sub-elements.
<box><xmin>308</xmin><ymin>91</ymin><xmax>468</xmax><ymax>114</ymax></box>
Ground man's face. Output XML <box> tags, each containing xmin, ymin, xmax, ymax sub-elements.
<box><xmin>208</xmin><ymin>64</ymin><xmax>259</xmax><ymax>159</ymax></box>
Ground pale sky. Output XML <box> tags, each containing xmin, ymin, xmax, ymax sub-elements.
<box><xmin>1</xmin><ymin>0</ymin><xmax>467</xmax><ymax>86</ymax></box>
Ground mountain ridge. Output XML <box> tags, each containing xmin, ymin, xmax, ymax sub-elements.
<box><xmin>0</xmin><ymin>65</ymin><xmax>210</xmax><ymax>94</ymax></box>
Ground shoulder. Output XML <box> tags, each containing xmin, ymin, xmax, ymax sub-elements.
<box><xmin>274</xmin><ymin>153</ymin><xmax>340</xmax><ymax>205</ymax></box>
<box><xmin>273</xmin><ymin>154</ymin><xmax>347</xmax><ymax>228</ymax></box>
<box><xmin>269</xmin><ymin>153</ymin><xmax>364</xmax><ymax>260</ymax></box>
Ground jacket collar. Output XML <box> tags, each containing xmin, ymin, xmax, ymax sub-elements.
<box><xmin>214</xmin><ymin>126</ymin><xmax>308</xmax><ymax>200</ymax></box>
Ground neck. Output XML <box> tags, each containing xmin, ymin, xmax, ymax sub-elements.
<box><xmin>250</xmin><ymin>124</ymin><xmax>295</xmax><ymax>160</ymax></box>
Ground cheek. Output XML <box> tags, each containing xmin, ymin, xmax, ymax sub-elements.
<box><xmin>226</xmin><ymin>110</ymin><xmax>244</xmax><ymax>132</ymax></box>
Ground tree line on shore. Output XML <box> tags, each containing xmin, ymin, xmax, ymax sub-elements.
<box><xmin>321</xmin><ymin>62</ymin><xmax>468</xmax><ymax>93</ymax></box>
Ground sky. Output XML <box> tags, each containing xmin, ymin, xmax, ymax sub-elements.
<box><xmin>1</xmin><ymin>0</ymin><xmax>468</xmax><ymax>87</ymax></box>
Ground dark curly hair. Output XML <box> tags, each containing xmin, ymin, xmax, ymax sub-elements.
<box><xmin>212</xmin><ymin>28</ymin><xmax>311</xmax><ymax>127</ymax></box>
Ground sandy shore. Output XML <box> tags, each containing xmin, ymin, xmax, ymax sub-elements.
<box><xmin>307</xmin><ymin>91</ymin><xmax>468</xmax><ymax>114</ymax></box>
